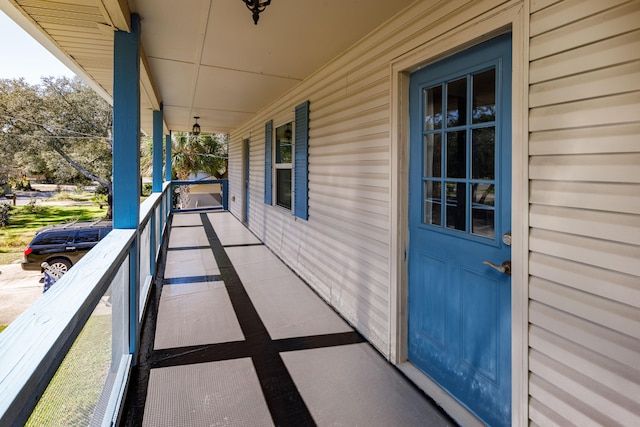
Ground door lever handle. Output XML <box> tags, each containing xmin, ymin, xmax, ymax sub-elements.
<box><xmin>483</xmin><ymin>260</ymin><xmax>511</xmax><ymax>276</ymax></box>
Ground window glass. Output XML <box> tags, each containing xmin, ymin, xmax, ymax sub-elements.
<box><xmin>472</xmin><ymin>69</ymin><xmax>496</xmax><ymax>123</ymax></box>
<box><xmin>420</xmin><ymin>66</ymin><xmax>498</xmax><ymax>240</ymax></box>
<box><xmin>424</xmin><ymin>134</ymin><xmax>442</xmax><ymax>178</ymax></box>
<box><xmin>424</xmin><ymin>85</ymin><xmax>443</xmax><ymax>131</ymax></box>
<box><xmin>446</xmin><ymin>131</ymin><xmax>466</xmax><ymax>178</ymax></box>
<box><xmin>275</xmin><ymin>123</ymin><xmax>292</xmax><ymax>164</ymax></box>
<box><xmin>34</xmin><ymin>231</ymin><xmax>71</xmax><ymax>245</ymax></box>
<box><xmin>74</xmin><ymin>230</ymin><xmax>100</xmax><ymax>243</ymax></box>
<box><xmin>275</xmin><ymin>122</ymin><xmax>293</xmax><ymax>210</ymax></box>
<box><xmin>276</xmin><ymin>169</ymin><xmax>292</xmax><ymax>209</ymax></box>
<box><xmin>446</xmin><ymin>78</ymin><xmax>467</xmax><ymax>127</ymax></box>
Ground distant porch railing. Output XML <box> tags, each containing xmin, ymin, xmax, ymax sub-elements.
<box><xmin>0</xmin><ymin>179</ymin><xmax>228</xmax><ymax>426</ymax></box>
<box><xmin>171</xmin><ymin>179</ymin><xmax>229</xmax><ymax>212</ymax></box>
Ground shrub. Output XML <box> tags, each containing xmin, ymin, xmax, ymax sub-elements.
<box><xmin>0</xmin><ymin>203</ymin><xmax>13</xmax><ymax>227</ymax></box>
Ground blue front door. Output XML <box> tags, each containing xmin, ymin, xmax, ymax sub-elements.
<box><xmin>408</xmin><ymin>34</ymin><xmax>512</xmax><ymax>426</ymax></box>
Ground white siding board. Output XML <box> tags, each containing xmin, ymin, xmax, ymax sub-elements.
<box><xmin>529</xmin><ymin>61</ymin><xmax>640</xmax><ymax>108</ymax></box>
<box><xmin>530</xmin><ymin>30</ymin><xmax>640</xmax><ymax>84</ymax></box>
<box><xmin>528</xmin><ymin>375</ymin><xmax>613</xmax><ymax>427</ymax></box>
<box><xmin>530</xmin><ymin>228</ymin><xmax>640</xmax><ymax>277</ymax></box>
<box><xmin>530</xmin><ymin>0</ymin><xmax>565</xmax><ymax>13</ymax></box>
<box><xmin>530</xmin><ymin>277</ymin><xmax>640</xmax><ymax>337</ymax></box>
<box><xmin>530</xmin><ymin>327</ymin><xmax>640</xmax><ymax>400</ymax></box>
<box><xmin>529</xmin><ymin>92</ymin><xmax>640</xmax><ymax>132</ymax></box>
<box><xmin>528</xmin><ymin>397</ymin><xmax>573</xmax><ymax>427</ymax></box>
<box><xmin>529</xmin><ymin>153</ymin><xmax>640</xmax><ymax>183</ymax></box>
<box><xmin>529</xmin><ymin>302</ymin><xmax>640</xmax><ymax>373</ymax></box>
<box><xmin>529</xmin><ymin>0</ymin><xmax>629</xmax><ymax>36</ymax></box>
<box><xmin>529</xmin><ymin>253</ymin><xmax>640</xmax><ymax>308</ymax></box>
<box><xmin>529</xmin><ymin>2</ymin><xmax>640</xmax><ymax>60</ymax></box>
<box><xmin>529</xmin><ymin>204</ymin><xmax>640</xmax><ymax>245</ymax></box>
<box><xmin>529</xmin><ymin>123</ymin><xmax>640</xmax><ymax>155</ymax></box>
<box><xmin>530</xmin><ymin>180</ymin><xmax>640</xmax><ymax>214</ymax></box>
<box><xmin>530</xmin><ymin>350</ymin><xmax>636</xmax><ymax>426</ymax></box>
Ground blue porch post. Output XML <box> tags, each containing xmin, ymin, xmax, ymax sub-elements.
<box><xmin>150</xmin><ymin>107</ymin><xmax>163</xmax><ymax>276</ymax></box>
<box><xmin>152</xmin><ymin>107</ymin><xmax>163</xmax><ymax>193</ymax></box>
<box><xmin>166</xmin><ymin>133</ymin><xmax>172</xmax><ymax>213</ymax></box>
<box><xmin>113</xmin><ymin>14</ymin><xmax>141</xmax><ymax>358</ymax></box>
<box><xmin>165</xmin><ymin>133</ymin><xmax>172</xmax><ymax>182</ymax></box>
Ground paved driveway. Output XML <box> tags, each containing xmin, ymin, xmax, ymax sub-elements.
<box><xmin>0</xmin><ymin>264</ymin><xmax>42</xmax><ymax>326</ymax></box>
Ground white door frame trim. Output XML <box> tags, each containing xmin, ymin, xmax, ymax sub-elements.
<box><xmin>388</xmin><ymin>2</ymin><xmax>529</xmax><ymax>426</ymax></box>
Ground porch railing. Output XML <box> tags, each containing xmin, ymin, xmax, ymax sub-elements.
<box><xmin>0</xmin><ymin>179</ymin><xmax>227</xmax><ymax>426</ymax></box>
<box><xmin>170</xmin><ymin>179</ymin><xmax>229</xmax><ymax>212</ymax></box>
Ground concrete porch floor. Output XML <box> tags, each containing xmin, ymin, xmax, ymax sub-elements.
<box><xmin>123</xmin><ymin>211</ymin><xmax>456</xmax><ymax>426</ymax></box>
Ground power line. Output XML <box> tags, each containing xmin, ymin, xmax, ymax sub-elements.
<box><xmin>0</xmin><ymin>114</ymin><xmax>110</xmax><ymax>139</ymax></box>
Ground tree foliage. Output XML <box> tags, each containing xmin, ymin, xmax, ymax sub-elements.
<box><xmin>0</xmin><ymin>77</ymin><xmax>113</xmax><ymax>190</ymax></box>
<box><xmin>170</xmin><ymin>132</ymin><xmax>228</xmax><ymax>180</ymax></box>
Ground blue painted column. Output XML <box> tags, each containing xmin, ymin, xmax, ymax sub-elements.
<box><xmin>152</xmin><ymin>106</ymin><xmax>163</xmax><ymax>193</ymax></box>
<box><xmin>166</xmin><ymin>133</ymin><xmax>173</xmax><ymax>213</ymax></box>
<box><xmin>165</xmin><ymin>133</ymin><xmax>172</xmax><ymax>182</ymax></box>
<box><xmin>113</xmin><ymin>14</ymin><xmax>141</xmax><ymax>358</ymax></box>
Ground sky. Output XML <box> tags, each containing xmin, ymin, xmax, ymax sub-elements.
<box><xmin>0</xmin><ymin>10</ymin><xmax>76</xmax><ymax>84</ymax></box>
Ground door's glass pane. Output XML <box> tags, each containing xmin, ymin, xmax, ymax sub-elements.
<box><xmin>424</xmin><ymin>181</ymin><xmax>442</xmax><ymax>226</ymax></box>
<box><xmin>446</xmin><ymin>131</ymin><xmax>466</xmax><ymax>178</ymax></box>
<box><xmin>472</xmin><ymin>183</ymin><xmax>495</xmax><ymax>207</ymax></box>
<box><xmin>472</xmin><ymin>127</ymin><xmax>495</xmax><ymax>180</ymax></box>
<box><xmin>424</xmin><ymin>134</ymin><xmax>442</xmax><ymax>178</ymax></box>
<box><xmin>275</xmin><ymin>122</ymin><xmax>292</xmax><ymax>164</ymax></box>
<box><xmin>472</xmin><ymin>69</ymin><xmax>496</xmax><ymax>123</ymax></box>
<box><xmin>446</xmin><ymin>182</ymin><xmax>466</xmax><ymax>231</ymax></box>
<box><xmin>446</xmin><ymin>78</ymin><xmax>467</xmax><ymax>127</ymax></box>
<box><xmin>276</xmin><ymin>169</ymin><xmax>292</xmax><ymax>209</ymax></box>
<box><xmin>472</xmin><ymin>183</ymin><xmax>495</xmax><ymax>238</ymax></box>
<box><xmin>424</xmin><ymin>85</ymin><xmax>443</xmax><ymax>130</ymax></box>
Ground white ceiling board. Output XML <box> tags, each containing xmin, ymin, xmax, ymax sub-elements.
<box><xmin>163</xmin><ymin>105</ymin><xmax>253</xmax><ymax>134</ymax></box>
<box><xmin>4</xmin><ymin>0</ymin><xmax>417</xmax><ymax>134</ymax></box>
<box><xmin>192</xmin><ymin>65</ymin><xmax>300</xmax><ymax>115</ymax></box>
<box><xmin>147</xmin><ymin>58</ymin><xmax>195</xmax><ymax>108</ymax></box>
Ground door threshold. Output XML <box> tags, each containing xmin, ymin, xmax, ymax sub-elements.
<box><xmin>397</xmin><ymin>362</ymin><xmax>484</xmax><ymax>427</ymax></box>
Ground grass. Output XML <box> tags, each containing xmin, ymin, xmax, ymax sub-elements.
<box><xmin>0</xmin><ymin>205</ymin><xmax>107</xmax><ymax>265</ymax></box>
<box><xmin>0</xmin><ymin>325</ymin><xmax>6</xmax><ymax>333</ymax></box>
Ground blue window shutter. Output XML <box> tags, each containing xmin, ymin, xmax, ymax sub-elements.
<box><xmin>264</xmin><ymin>120</ymin><xmax>273</xmax><ymax>204</ymax></box>
<box><xmin>294</xmin><ymin>101</ymin><xmax>310</xmax><ymax>220</ymax></box>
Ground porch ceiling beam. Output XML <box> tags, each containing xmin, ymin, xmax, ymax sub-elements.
<box><xmin>98</xmin><ymin>0</ymin><xmax>130</xmax><ymax>32</ymax></box>
<box><xmin>140</xmin><ymin>42</ymin><xmax>162</xmax><ymax>112</ymax></box>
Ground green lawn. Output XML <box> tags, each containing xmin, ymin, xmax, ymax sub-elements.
<box><xmin>0</xmin><ymin>205</ymin><xmax>107</xmax><ymax>265</ymax></box>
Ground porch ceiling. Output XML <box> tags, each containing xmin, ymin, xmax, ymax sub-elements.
<box><xmin>0</xmin><ymin>0</ymin><xmax>415</xmax><ymax>135</ymax></box>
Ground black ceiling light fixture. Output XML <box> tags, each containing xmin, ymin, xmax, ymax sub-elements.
<box><xmin>192</xmin><ymin>116</ymin><xmax>201</xmax><ymax>135</ymax></box>
<box><xmin>242</xmin><ymin>0</ymin><xmax>271</xmax><ymax>25</ymax></box>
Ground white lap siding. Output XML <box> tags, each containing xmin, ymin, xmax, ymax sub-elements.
<box><xmin>528</xmin><ymin>0</ymin><xmax>640</xmax><ymax>425</ymax></box>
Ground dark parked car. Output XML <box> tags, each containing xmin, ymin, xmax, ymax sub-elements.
<box><xmin>21</xmin><ymin>220</ymin><xmax>112</xmax><ymax>274</ymax></box>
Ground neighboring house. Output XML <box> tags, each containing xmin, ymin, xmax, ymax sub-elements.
<box><xmin>2</xmin><ymin>0</ymin><xmax>637</xmax><ymax>425</ymax></box>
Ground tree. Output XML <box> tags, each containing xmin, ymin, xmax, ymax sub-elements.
<box><xmin>167</xmin><ymin>132</ymin><xmax>228</xmax><ymax>208</ymax></box>
<box><xmin>0</xmin><ymin>77</ymin><xmax>113</xmax><ymax>201</ymax></box>
<box><xmin>170</xmin><ymin>132</ymin><xmax>228</xmax><ymax>180</ymax></box>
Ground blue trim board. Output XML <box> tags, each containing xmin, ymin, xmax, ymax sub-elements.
<box><xmin>264</xmin><ymin>120</ymin><xmax>273</xmax><ymax>204</ymax></box>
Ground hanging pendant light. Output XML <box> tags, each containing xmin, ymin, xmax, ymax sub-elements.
<box><xmin>192</xmin><ymin>116</ymin><xmax>201</xmax><ymax>135</ymax></box>
<box><xmin>242</xmin><ymin>0</ymin><xmax>271</xmax><ymax>25</ymax></box>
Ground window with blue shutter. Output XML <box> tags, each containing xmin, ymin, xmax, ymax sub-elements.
<box><xmin>264</xmin><ymin>120</ymin><xmax>273</xmax><ymax>204</ymax></box>
<box><xmin>294</xmin><ymin>101</ymin><xmax>310</xmax><ymax>220</ymax></box>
